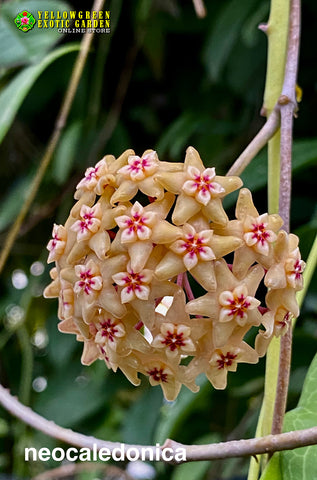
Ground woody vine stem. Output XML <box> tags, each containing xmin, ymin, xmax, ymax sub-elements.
<box><xmin>1</xmin><ymin>0</ymin><xmax>317</xmax><ymax>473</ymax></box>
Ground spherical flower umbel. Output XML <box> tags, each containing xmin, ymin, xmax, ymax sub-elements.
<box><xmin>44</xmin><ymin>146</ymin><xmax>304</xmax><ymax>401</ymax></box>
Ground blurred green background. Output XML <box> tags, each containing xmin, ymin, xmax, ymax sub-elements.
<box><xmin>0</xmin><ymin>0</ymin><xmax>316</xmax><ymax>479</ymax></box>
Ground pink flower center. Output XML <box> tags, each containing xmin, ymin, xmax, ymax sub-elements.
<box><xmin>51</xmin><ymin>233</ymin><xmax>61</xmax><ymax>249</ymax></box>
<box><xmin>217</xmin><ymin>352</ymin><xmax>237</xmax><ymax>369</ymax></box>
<box><xmin>276</xmin><ymin>311</ymin><xmax>291</xmax><ymax>329</ymax></box>
<box><xmin>293</xmin><ymin>259</ymin><xmax>304</xmax><ymax>279</ymax></box>
<box><xmin>78</xmin><ymin>270</ymin><xmax>96</xmax><ymax>294</ymax></box>
<box><xmin>86</xmin><ymin>166</ymin><xmax>99</xmax><ymax>181</ymax></box>
<box><xmin>21</xmin><ymin>16</ymin><xmax>29</xmax><ymax>24</ymax></box>
<box><xmin>250</xmin><ymin>223</ymin><xmax>270</xmax><ymax>245</ymax></box>
<box><xmin>192</xmin><ymin>172</ymin><xmax>217</xmax><ymax>196</ymax></box>
<box><xmin>129</xmin><ymin>157</ymin><xmax>151</xmax><ymax>174</ymax></box>
<box><xmin>227</xmin><ymin>294</ymin><xmax>251</xmax><ymax>319</ymax></box>
<box><xmin>125</xmin><ymin>212</ymin><xmax>148</xmax><ymax>234</ymax></box>
<box><xmin>181</xmin><ymin>234</ymin><xmax>207</xmax><ymax>258</ymax></box>
<box><xmin>121</xmin><ymin>271</ymin><xmax>146</xmax><ymax>294</ymax></box>
<box><xmin>100</xmin><ymin>319</ymin><xmax>119</xmax><ymax>343</ymax></box>
<box><xmin>161</xmin><ymin>330</ymin><xmax>185</xmax><ymax>352</ymax></box>
<box><xmin>147</xmin><ymin>367</ymin><xmax>168</xmax><ymax>383</ymax></box>
<box><xmin>79</xmin><ymin>211</ymin><xmax>95</xmax><ymax>232</ymax></box>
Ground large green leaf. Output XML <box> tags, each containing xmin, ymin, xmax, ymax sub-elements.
<box><xmin>122</xmin><ymin>387</ymin><xmax>163</xmax><ymax>444</ymax></box>
<box><xmin>203</xmin><ymin>0</ymin><xmax>258</xmax><ymax>82</ymax></box>
<box><xmin>260</xmin><ymin>452</ymin><xmax>282</xmax><ymax>480</ymax></box>
<box><xmin>0</xmin><ymin>174</ymin><xmax>32</xmax><ymax>231</ymax></box>
<box><xmin>0</xmin><ymin>0</ymin><xmax>70</xmax><ymax>69</ymax></box>
<box><xmin>154</xmin><ymin>375</ymin><xmax>208</xmax><ymax>444</ymax></box>
<box><xmin>0</xmin><ymin>43</ymin><xmax>79</xmax><ymax>145</ymax></box>
<box><xmin>34</xmin><ymin>362</ymin><xmax>109</xmax><ymax>427</ymax></box>
<box><xmin>279</xmin><ymin>352</ymin><xmax>317</xmax><ymax>479</ymax></box>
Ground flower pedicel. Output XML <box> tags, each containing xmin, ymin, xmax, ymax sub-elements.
<box><xmin>44</xmin><ymin>147</ymin><xmax>305</xmax><ymax>401</ymax></box>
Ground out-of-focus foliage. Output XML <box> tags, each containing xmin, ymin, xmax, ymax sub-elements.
<box><xmin>0</xmin><ymin>0</ymin><xmax>316</xmax><ymax>479</ymax></box>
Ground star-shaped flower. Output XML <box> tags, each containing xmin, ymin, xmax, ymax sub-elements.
<box><xmin>111</xmin><ymin>150</ymin><xmax>178</xmax><ymax>203</ymax></box>
<box><xmin>255</xmin><ymin>308</ymin><xmax>292</xmax><ymax>357</ymax></box>
<box><xmin>156</xmin><ymin>146</ymin><xmax>242</xmax><ymax>225</ymax></box>
<box><xmin>71</xmin><ymin>204</ymin><xmax>102</xmax><ymax>242</ymax></box>
<box><xmin>214</xmin><ymin>188</ymin><xmax>284</xmax><ymax>278</ymax></box>
<box><xmin>113</xmin><ymin>193</ymin><xmax>180</xmax><ymax>271</ymax></box>
<box><xmin>265</xmin><ymin>231</ymin><xmax>305</xmax><ymax>291</ymax></box>
<box><xmin>155</xmin><ymin>221</ymin><xmax>242</xmax><ymax>291</ymax></box>
<box><xmin>47</xmin><ymin>224</ymin><xmax>67</xmax><ymax>263</ymax></box>
<box><xmin>185</xmin><ymin>259</ymin><xmax>264</xmax><ymax>347</ymax></box>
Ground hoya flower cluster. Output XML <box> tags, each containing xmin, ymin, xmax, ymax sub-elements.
<box><xmin>44</xmin><ymin>147</ymin><xmax>305</xmax><ymax>401</ymax></box>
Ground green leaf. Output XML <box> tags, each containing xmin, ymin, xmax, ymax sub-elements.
<box><xmin>0</xmin><ymin>174</ymin><xmax>32</xmax><ymax>231</ymax></box>
<box><xmin>203</xmin><ymin>0</ymin><xmax>258</xmax><ymax>81</ymax></box>
<box><xmin>279</xmin><ymin>352</ymin><xmax>317</xmax><ymax>479</ymax></box>
<box><xmin>154</xmin><ymin>375</ymin><xmax>208</xmax><ymax>444</ymax></box>
<box><xmin>0</xmin><ymin>43</ymin><xmax>80</xmax><ymax>145</ymax></box>
<box><xmin>156</xmin><ymin>113</ymin><xmax>203</xmax><ymax>159</ymax></box>
<box><xmin>34</xmin><ymin>363</ymin><xmax>109</xmax><ymax>427</ymax></box>
<box><xmin>260</xmin><ymin>452</ymin><xmax>282</xmax><ymax>480</ymax></box>
<box><xmin>0</xmin><ymin>0</ymin><xmax>71</xmax><ymax>69</ymax></box>
<box><xmin>122</xmin><ymin>387</ymin><xmax>163</xmax><ymax>444</ymax></box>
<box><xmin>51</xmin><ymin>120</ymin><xmax>83</xmax><ymax>184</ymax></box>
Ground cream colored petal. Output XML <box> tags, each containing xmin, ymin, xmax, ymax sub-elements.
<box><xmin>128</xmin><ymin>241</ymin><xmax>153</xmax><ymax>272</ymax></box>
<box><xmin>219</xmin><ymin>290</ymin><xmax>235</xmax><ymax>306</ymax></box>
<box><xmin>139</xmin><ymin>177</ymin><xmax>165</xmax><ymax>199</ymax></box>
<box><xmin>88</xmin><ymin>230</ymin><xmax>111</xmax><ymax>260</ymax></box>
<box><xmin>235</xmin><ymin>188</ymin><xmax>259</xmax><ymax>220</ymax></box>
<box><xmin>135</xmin><ymin>285</ymin><xmax>150</xmax><ymax>301</ymax></box>
<box><xmin>155</xmin><ymin>251</ymin><xmax>186</xmax><ymax>280</ymax></box>
<box><xmin>210</xmin><ymin>234</ymin><xmax>242</xmax><ymax>259</ymax></box>
<box><xmin>265</xmin><ymin>264</ymin><xmax>287</xmax><ymax>289</ymax></box>
<box><xmin>190</xmin><ymin>261</ymin><xmax>217</xmax><ymax>291</ymax></box>
<box><xmin>184</xmin><ymin>146</ymin><xmax>205</xmax><ymax>170</ymax></box>
<box><xmin>115</xmin><ymin>214</ymin><xmax>132</xmax><ymax>229</ymax></box>
<box><xmin>183</xmin><ymin>180</ymin><xmax>198</xmax><ymax>195</ymax></box>
<box><xmin>183</xmin><ymin>252</ymin><xmax>198</xmax><ymax>270</ymax></box>
<box><xmin>213</xmin><ymin>322</ymin><xmax>235</xmax><ymax>347</ymax></box>
<box><xmin>151</xmin><ymin>221</ymin><xmax>181</xmax><ymax>244</ymax></box>
<box><xmin>199</xmin><ymin>246</ymin><xmax>215</xmax><ymax>261</ymax></box>
<box><xmin>196</xmin><ymin>188</ymin><xmax>211</xmax><ymax>206</ymax></box>
<box><xmin>110</xmin><ymin>181</ymin><xmax>138</xmax><ymax>204</ymax></box>
<box><xmin>172</xmin><ymin>194</ymin><xmax>200</xmax><ymax>225</ymax></box>
<box><xmin>97</xmin><ymin>288</ymin><xmax>127</xmax><ymax>318</ymax></box>
<box><xmin>186</xmin><ymin>292</ymin><xmax>217</xmax><ymax>317</ymax></box>
<box><xmin>155</xmin><ymin>171</ymin><xmax>186</xmax><ymax>194</ymax></box>
<box><xmin>81</xmin><ymin>341</ymin><xmax>100</xmax><ymax>365</ymax></box>
<box><xmin>121</xmin><ymin>286</ymin><xmax>135</xmax><ymax>303</ymax></box>
<box><xmin>121</xmin><ymin>228</ymin><xmax>138</xmax><ymax>243</ymax></box>
<box><xmin>215</xmin><ymin>175</ymin><xmax>243</xmax><ymax>194</ymax></box>
<box><xmin>136</xmin><ymin>225</ymin><xmax>152</xmax><ymax>240</ymax></box>
<box><xmin>202</xmin><ymin>198</ymin><xmax>228</xmax><ymax>225</ymax></box>
<box><xmin>112</xmin><ymin>272</ymin><xmax>128</xmax><ymax>286</ymax></box>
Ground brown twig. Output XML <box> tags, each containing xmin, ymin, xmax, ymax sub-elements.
<box><xmin>227</xmin><ymin>107</ymin><xmax>280</xmax><ymax>176</ymax></box>
<box><xmin>271</xmin><ymin>0</ymin><xmax>301</xmax><ymax>437</ymax></box>
<box><xmin>1</xmin><ymin>383</ymin><xmax>317</xmax><ymax>463</ymax></box>
<box><xmin>0</xmin><ymin>0</ymin><xmax>105</xmax><ymax>277</ymax></box>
